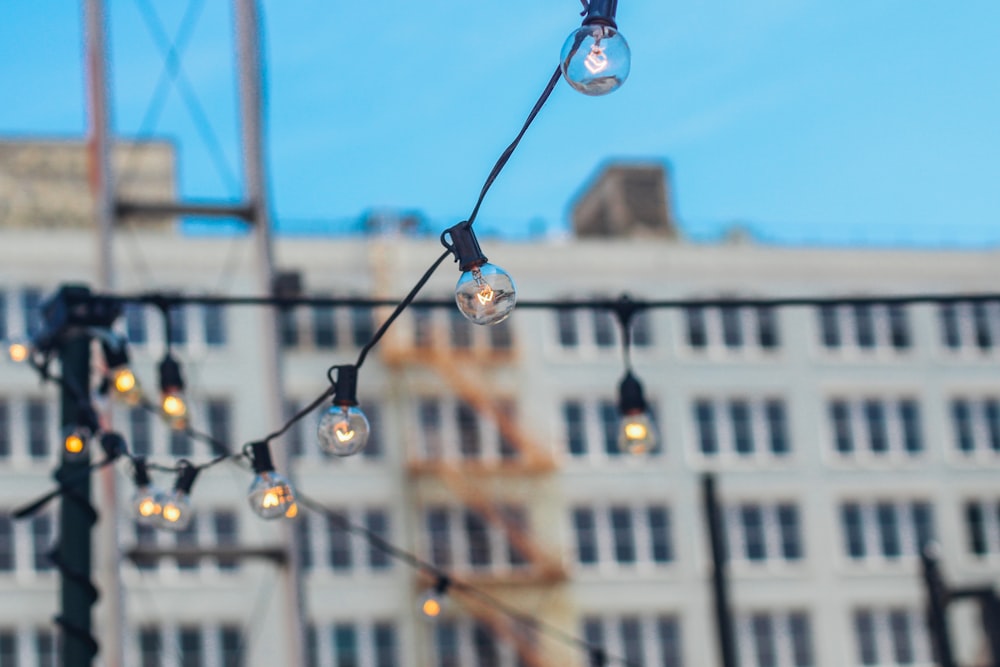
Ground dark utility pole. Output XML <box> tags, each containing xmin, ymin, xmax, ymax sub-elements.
<box><xmin>702</xmin><ymin>474</ymin><xmax>738</xmax><ymax>667</ymax></box>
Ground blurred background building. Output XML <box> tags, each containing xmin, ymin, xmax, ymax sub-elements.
<box><xmin>2</xmin><ymin>141</ymin><xmax>1000</xmax><ymax>666</ymax></box>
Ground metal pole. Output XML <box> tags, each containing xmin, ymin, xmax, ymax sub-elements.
<box><xmin>234</xmin><ymin>1</ymin><xmax>307</xmax><ymax>665</ymax></box>
<box><xmin>982</xmin><ymin>594</ymin><xmax>1000</xmax><ymax>667</ymax></box>
<box><xmin>57</xmin><ymin>335</ymin><xmax>98</xmax><ymax>666</ymax></box>
<box><xmin>920</xmin><ymin>544</ymin><xmax>956</xmax><ymax>667</ymax></box>
<box><xmin>84</xmin><ymin>1</ymin><xmax>125</xmax><ymax>665</ymax></box>
<box><xmin>702</xmin><ymin>474</ymin><xmax>738</xmax><ymax>667</ymax></box>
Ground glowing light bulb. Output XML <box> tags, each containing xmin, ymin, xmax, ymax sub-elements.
<box><xmin>64</xmin><ymin>432</ymin><xmax>86</xmax><ymax>455</ymax></box>
<box><xmin>418</xmin><ymin>586</ymin><xmax>449</xmax><ymax>619</ymax></box>
<box><xmin>157</xmin><ymin>491</ymin><xmax>192</xmax><ymax>530</ymax></box>
<box><xmin>161</xmin><ymin>392</ymin><xmax>188</xmax><ymax>429</ymax></box>
<box><xmin>618</xmin><ymin>411</ymin><xmax>657</xmax><ymax>455</ymax></box>
<box><xmin>248</xmin><ymin>471</ymin><xmax>296</xmax><ymax>520</ymax></box>
<box><xmin>455</xmin><ymin>263</ymin><xmax>516</xmax><ymax>325</ymax></box>
<box><xmin>560</xmin><ymin>24</ymin><xmax>630</xmax><ymax>96</ymax></box>
<box><xmin>7</xmin><ymin>340</ymin><xmax>29</xmax><ymax>363</ymax></box>
<box><xmin>133</xmin><ymin>488</ymin><xmax>163</xmax><ymax>525</ymax></box>
<box><xmin>112</xmin><ymin>368</ymin><xmax>142</xmax><ymax>405</ymax></box>
<box><xmin>318</xmin><ymin>404</ymin><xmax>370</xmax><ymax>457</ymax></box>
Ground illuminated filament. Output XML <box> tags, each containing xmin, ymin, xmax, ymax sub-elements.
<box><xmin>472</xmin><ymin>268</ymin><xmax>495</xmax><ymax>305</ymax></box>
<box><xmin>584</xmin><ymin>45</ymin><xmax>608</xmax><ymax>74</ymax></box>
<box><xmin>624</xmin><ymin>422</ymin><xmax>648</xmax><ymax>441</ymax></box>
<box><xmin>261</xmin><ymin>484</ymin><xmax>293</xmax><ymax>509</ymax></box>
<box><xmin>138</xmin><ymin>497</ymin><xmax>160</xmax><ymax>518</ymax></box>
<box><xmin>162</xmin><ymin>504</ymin><xmax>182</xmax><ymax>523</ymax></box>
<box><xmin>335</xmin><ymin>422</ymin><xmax>356</xmax><ymax>443</ymax></box>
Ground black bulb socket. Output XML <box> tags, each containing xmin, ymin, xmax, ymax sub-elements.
<box><xmin>159</xmin><ymin>354</ymin><xmax>184</xmax><ymax>393</ymax></box>
<box><xmin>75</xmin><ymin>404</ymin><xmax>100</xmax><ymax>435</ymax></box>
<box><xmin>249</xmin><ymin>441</ymin><xmax>276</xmax><ymax>474</ymax></box>
<box><xmin>174</xmin><ymin>464</ymin><xmax>199</xmax><ymax>494</ymax></box>
<box><xmin>100</xmin><ymin>432</ymin><xmax>127</xmax><ymax>460</ymax></box>
<box><xmin>102</xmin><ymin>336</ymin><xmax>130</xmax><ymax>370</ymax></box>
<box><xmin>434</xmin><ymin>575</ymin><xmax>451</xmax><ymax>595</ymax></box>
<box><xmin>618</xmin><ymin>371</ymin><xmax>647</xmax><ymax>415</ymax></box>
<box><xmin>582</xmin><ymin>0</ymin><xmax>619</xmax><ymax>28</ymax></box>
<box><xmin>333</xmin><ymin>365</ymin><xmax>359</xmax><ymax>407</ymax></box>
<box><xmin>442</xmin><ymin>221</ymin><xmax>488</xmax><ymax>273</ymax></box>
<box><xmin>133</xmin><ymin>457</ymin><xmax>152</xmax><ymax>487</ymax></box>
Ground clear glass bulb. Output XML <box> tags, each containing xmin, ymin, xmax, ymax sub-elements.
<box><xmin>247</xmin><ymin>471</ymin><xmax>296</xmax><ymax>519</ymax></box>
<box><xmin>157</xmin><ymin>490</ymin><xmax>192</xmax><ymax>530</ymax></box>
<box><xmin>132</xmin><ymin>485</ymin><xmax>163</xmax><ymax>525</ymax></box>
<box><xmin>560</xmin><ymin>24</ymin><xmax>631</xmax><ymax>96</ymax></box>
<box><xmin>317</xmin><ymin>404</ymin><xmax>371</xmax><ymax>456</ymax></box>
<box><xmin>418</xmin><ymin>588</ymin><xmax>447</xmax><ymax>619</ymax></box>
<box><xmin>618</xmin><ymin>411</ymin><xmax>657</xmax><ymax>455</ymax></box>
<box><xmin>455</xmin><ymin>263</ymin><xmax>516</xmax><ymax>325</ymax></box>
<box><xmin>112</xmin><ymin>368</ymin><xmax>142</xmax><ymax>405</ymax></box>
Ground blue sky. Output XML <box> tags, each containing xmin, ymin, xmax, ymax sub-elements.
<box><xmin>0</xmin><ymin>1</ymin><xmax>998</xmax><ymax>246</ymax></box>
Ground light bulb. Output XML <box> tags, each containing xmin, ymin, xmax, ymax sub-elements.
<box><xmin>318</xmin><ymin>404</ymin><xmax>371</xmax><ymax>456</ymax></box>
<box><xmin>560</xmin><ymin>24</ymin><xmax>630</xmax><ymax>96</ymax></box>
<box><xmin>248</xmin><ymin>471</ymin><xmax>296</xmax><ymax>520</ymax></box>
<box><xmin>455</xmin><ymin>263</ymin><xmax>516</xmax><ymax>325</ymax></box>
<box><xmin>133</xmin><ymin>486</ymin><xmax>163</xmax><ymax>525</ymax></box>
<box><xmin>64</xmin><ymin>431</ymin><xmax>87</xmax><ymax>457</ymax></box>
<box><xmin>418</xmin><ymin>587</ymin><xmax>448</xmax><ymax>619</ymax></box>
<box><xmin>618</xmin><ymin>410</ymin><xmax>657</xmax><ymax>455</ymax></box>
<box><xmin>162</xmin><ymin>392</ymin><xmax>188</xmax><ymax>429</ymax></box>
<box><xmin>7</xmin><ymin>340</ymin><xmax>29</xmax><ymax>363</ymax></box>
<box><xmin>157</xmin><ymin>490</ymin><xmax>192</xmax><ymax>530</ymax></box>
<box><xmin>112</xmin><ymin>368</ymin><xmax>142</xmax><ymax>405</ymax></box>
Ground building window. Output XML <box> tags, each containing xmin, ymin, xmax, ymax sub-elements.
<box><xmin>22</xmin><ymin>287</ymin><xmax>43</xmax><ymax>338</ymax></box>
<box><xmin>0</xmin><ymin>291</ymin><xmax>7</xmax><ymax>342</ymax></box>
<box><xmin>32</xmin><ymin>514</ymin><xmax>54</xmax><ymax>572</ymax></box>
<box><xmin>853</xmin><ymin>608</ymin><xmax>930</xmax><ymax>666</ymax></box>
<box><xmin>684</xmin><ymin>305</ymin><xmax>780</xmax><ymax>351</ymax></box>
<box><xmin>817</xmin><ymin>303</ymin><xmax>911</xmax><ymax>352</ymax></box>
<box><xmin>285</xmin><ymin>400</ymin><xmax>305</xmax><ymax>458</ymax></box>
<box><xmin>416</xmin><ymin>397</ymin><xmax>521</xmax><ymax>462</ymax></box>
<box><xmin>738</xmin><ymin>611</ymin><xmax>813</xmax><ymax>667</ymax></box>
<box><xmin>220</xmin><ymin>626</ymin><xmax>244</xmax><ymax>667</ymax></box>
<box><xmin>179</xmin><ymin>626</ymin><xmax>203</xmax><ymax>667</ymax></box>
<box><xmin>571</xmin><ymin>504</ymin><xmax>674</xmax><ymax>568</ymax></box>
<box><xmin>333</xmin><ymin>623</ymin><xmax>358</xmax><ymax>667</ymax></box>
<box><xmin>351</xmin><ymin>308</ymin><xmax>373</xmax><ymax>348</ymax></box>
<box><xmin>693</xmin><ymin>397</ymin><xmax>791</xmax><ymax>459</ymax></box>
<box><xmin>963</xmin><ymin>498</ymin><xmax>1000</xmax><ymax>557</ymax></box>
<box><xmin>214</xmin><ymin>511</ymin><xmax>239</xmax><ymax>571</ymax></box>
<box><xmin>950</xmin><ymin>397</ymin><xmax>1000</xmax><ymax>455</ymax></box>
<box><xmin>36</xmin><ymin>629</ymin><xmax>57</xmax><ymax>667</ymax></box>
<box><xmin>125</xmin><ymin>303</ymin><xmax>147</xmax><ymax>345</ymax></box>
<box><xmin>327</xmin><ymin>515</ymin><xmax>353</xmax><ymax>571</ymax></box>
<box><xmin>134</xmin><ymin>522</ymin><xmax>158</xmax><ymax>571</ymax></box>
<box><xmin>0</xmin><ymin>399</ymin><xmax>9</xmax><ymax>459</ymax></box>
<box><xmin>427</xmin><ymin>508</ymin><xmax>452</xmax><ymax>568</ymax></box>
<box><xmin>139</xmin><ymin>627</ymin><xmax>161</xmax><ymax>667</ymax></box>
<box><xmin>372</xmin><ymin>622</ymin><xmax>397</xmax><ymax>667</ymax></box>
<box><xmin>360</xmin><ymin>402</ymin><xmax>383</xmax><ymax>460</ymax></box>
<box><xmin>279</xmin><ymin>309</ymin><xmax>299</xmax><ymax>348</ymax></box>
<box><xmin>826</xmin><ymin>397</ymin><xmax>923</xmax><ymax>458</ymax></box>
<box><xmin>726</xmin><ymin>502</ymin><xmax>803</xmax><ymax>564</ymax></box>
<box><xmin>203</xmin><ymin>304</ymin><xmax>227</xmax><ymax>346</ymax></box>
<box><xmin>295</xmin><ymin>515</ymin><xmax>313</xmax><ymax>571</ymax></box>
<box><xmin>556</xmin><ymin>309</ymin><xmax>579</xmax><ymax>347</ymax></box>
<box><xmin>130</xmin><ymin>408</ymin><xmax>152</xmax><ymax>457</ymax></box>
<box><xmin>0</xmin><ymin>516</ymin><xmax>13</xmax><ymax>572</ymax></box>
<box><xmin>313</xmin><ymin>304</ymin><xmax>337</xmax><ymax>348</ymax></box>
<box><xmin>207</xmin><ymin>399</ymin><xmax>232</xmax><ymax>449</ymax></box>
<box><xmin>168</xmin><ymin>305</ymin><xmax>188</xmax><ymax>346</ymax></box>
<box><xmin>593</xmin><ymin>308</ymin><xmax>617</xmax><ymax>348</ymax></box>
<box><xmin>555</xmin><ymin>305</ymin><xmax>654</xmax><ymax>350</ymax></box>
<box><xmin>170</xmin><ymin>429</ymin><xmax>191</xmax><ymax>457</ymax></box>
<box><xmin>27</xmin><ymin>398</ymin><xmax>50</xmax><ymax>460</ymax></box>
<box><xmin>581</xmin><ymin>614</ymin><xmax>683</xmax><ymax>667</ymax></box>
<box><xmin>839</xmin><ymin>500</ymin><xmax>934</xmax><ymax>561</ymax></box>
<box><xmin>364</xmin><ymin>509</ymin><xmax>392</xmax><ymax>570</ymax></box>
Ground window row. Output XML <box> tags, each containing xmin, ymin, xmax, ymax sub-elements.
<box><xmin>0</xmin><ymin>512</ymin><xmax>55</xmax><ymax>574</ymax></box>
<box><xmin>0</xmin><ymin>627</ymin><xmax>57</xmax><ymax>667</ymax></box>
<box><xmin>572</xmin><ymin>504</ymin><xmax>673</xmax><ymax>568</ymax></box>
<box><xmin>853</xmin><ymin>607</ymin><xmax>930</xmax><ymax>667</ymax></box>
<box><xmin>737</xmin><ymin>611</ymin><xmax>813</xmax><ymax>667</ymax></box>
<box><xmin>306</xmin><ymin>620</ymin><xmax>398</xmax><ymax>667</ymax></box>
<box><xmin>424</xmin><ymin>505</ymin><xmax>531</xmax><ymax>572</ymax></box>
<box><xmin>841</xmin><ymin>500</ymin><xmax>934</xmax><ymax>561</ymax></box>
<box><xmin>136</xmin><ymin>623</ymin><xmax>244</xmax><ymax>667</ymax></box>
<box><xmin>294</xmin><ymin>508</ymin><xmax>394</xmax><ymax>573</ymax></box>
<box><xmin>434</xmin><ymin>617</ymin><xmax>536</xmax><ymax>667</ymax></box>
<box><xmin>582</xmin><ymin>615</ymin><xmax>682</xmax><ymax>667</ymax></box>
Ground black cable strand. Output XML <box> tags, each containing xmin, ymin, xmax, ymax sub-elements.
<box><xmin>295</xmin><ymin>492</ymin><xmax>641</xmax><ymax>667</ymax></box>
<box><xmin>467</xmin><ymin>66</ymin><xmax>563</xmax><ymax>227</ymax></box>
<box><xmin>353</xmin><ymin>248</ymin><xmax>453</xmax><ymax>371</ymax></box>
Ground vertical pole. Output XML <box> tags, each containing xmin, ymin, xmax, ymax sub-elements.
<box><xmin>57</xmin><ymin>335</ymin><xmax>98</xmax><ymax>666</ymax></box>
<box><xmin>234</xmin><ymin>1</ymin><xmax>307</xmax><ymax>665</ymax></box>
<box><xmin>920</xmin><ymin>544</ymin><xmax>956</xmax><ymax>667</ymax></box>
<box><xmin>982</xmin><ymin>594</ymin><xmax>1000</xmax><ymax>667</ymax></box>
<box><xmin>702</xmin><ymin>474</ymin><xmax>738</xmax><ymax>667</ymax></box>
<box><xmin>84</xmin><ymin>1</ymin><xmax>125</xmax><ymax>665</ymax></box>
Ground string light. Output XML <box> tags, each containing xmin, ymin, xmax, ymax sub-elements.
<box><xmin>418</xmin><ymin>576</ymin><xmax>451</xmax><ymax>619</ymax></box>
<box><xmin>317</xmin><ymin>365</ymin><xmax>371</xmax><ymax>457</ymax></box>
<box><xmin>442</xmin><ymin>220</ymin><xmax>516</xmax><ymax>325</ymax></box>
<box><xmin>63</xmin><ymin>405</ymin><xmax>100</xmax><ymax>461</ymax></box>
<box><xmin>616</xmin><ymin>371</ymin><xmax>656</xmax><ymax>455</ymax></box>
<box><xmin>158</xmin><ymin>354</ymin><xmax>188</xmax><ymax>429</ymax></box>
<box><xmin>131</xmin><ymin>457</ymin><xmax>163</xmax><ymax>525</ymax></box>
<box><xmin>158</xmin><ymin>463</ymin><xmax>198</xmax><ymax>531</ymax></box>
<box><xmin>561</xmin><ymin>0</ymin><xmax>630</xmax><ymax>96</ymax></box>
<box><xmin>101</xmin><ymin>335</ymin><xmax>141</xmax><ymax>405</ymax></box>
<box><xmin>7</xmin><ymin>338</ymin><xmax>29</xmax><ymax>363</ymax></box>
<box><xmin>246</xmin><ymin>442</ymin><xmax>297</xmax><ymax>519</ymax></box>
